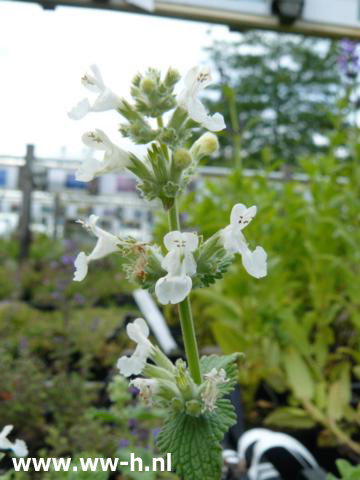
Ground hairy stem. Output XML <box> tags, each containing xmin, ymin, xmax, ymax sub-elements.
<box><xmin>168</xmin><ymin>199</ymin><xmax>202</xmax><ymax>384</ymax></box>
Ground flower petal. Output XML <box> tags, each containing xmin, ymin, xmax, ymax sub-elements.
<box><xmin>163</xmin><ymin>231</ymin><xmax>183</xmax><ymax>251</ymax></box>
<box><xmin>82</xmin><ymin>129</ymin><xmax>111</xmax><ymax>150</ymax></box>
<box><xmin>187</xmin><ymin>97</ymin><xmax>225</xmax><ymax>132</ymax></box>
<box><xmin>117</xmin><ymin>353</ymin><xmax>147</xmax><ymax>377</ymax></box>
<box><xmin>183</xmin><ymin>252</ymin><xmax>197</xmax><ymax>276</ymax></box>
<box><xmin>230</xmin><ymin>204</ymin><xmax>257</xmax><ymax>229</ymax></box>
<box><xmin>164</xmin><ymin>231</ymin><xmax>198</xmax><ymax>252</ymax></box>
<box><xmin>161</xmin><ymin>250</ymin><xmax>181</xmax><ymax>275</ymax></box>
<box><xmin>127</xmin><ymin>318</ymin><xmax>150</xmax><ymax>343</ymax></box>
<box><xmin>241</xmin><ymin>246</ymin><xmax>267</xmax><ymax>279</ymax></box>
<box><xmin>75</xmin><ymin>158</ymin><xmax>102</xmax><ymax>182</ymax></box>
<box><xmin>87</xmin><ymin>232</ymin><xmax>119</xmax><ymax>262</ymax></box>
<box><xmin>73</xmin><ymin>252</ymin><xmax>88</xmax><ymax>282</ymax></box>
<box><xmin>12</xmin><ymin>440</ymin><xmax>28</xmax><ymax>457</ymax></box>
<box><xmin>92</xmin><ymin>88</ymin><xmax>120</xmax><ymax>112</ymax></box>
<box><xmin>155</xmin><ymin>275</ymin><xmax>192</xmax><ymax>305</ymax></box>
<box><xmin>68</xmin><ymin>98</ymin><xmax>91</xmax><ymax>120</ymax></box>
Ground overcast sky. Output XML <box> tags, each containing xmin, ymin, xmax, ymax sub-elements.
<box><xmin>0</xmin><ymin>1</ymin><xmax>235</xmax><ymax>159</ymax></box>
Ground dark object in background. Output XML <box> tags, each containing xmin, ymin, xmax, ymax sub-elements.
<box><xmin>271</xmin><ymin>0</ymin><xmax>305</xmax><ymax>25</ymax></box>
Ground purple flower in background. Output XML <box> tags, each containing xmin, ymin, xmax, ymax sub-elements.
<box><xmin>73</xmin><ymin>293</ymin><xmax>85</xmax><ymax>306</ymax></box>
<box><xmin>337</xmin><ymin>38</ymin><xmax>360</xmax><ymax>79</ymax></box>
<box><xmin>61</xmin><ymin>254</ymin><xmax>76</xmax><ymax>266</ymax></box>
<box><xmin>118</xmin><ymin>439</ymin><xmax>129</xmax><ymax>448</ymax></box>
<box><xmin>128</xmin><ymin>418</ymin><xmax>137</xmax><ymax>431</ymax></box>
<box><xmin>128</xmin><ymin>385</ymin><xmax>139</xmax><ymax>396</ymax></box>
<box><xmin>152</xmin><ymin>428</ymin><xmax>161</xmax><ymax>442</ymax></box>
<box><xmin>340</xmin><ymin>39</ymin><xmax>357</xmax><ymax>54</ymax></box>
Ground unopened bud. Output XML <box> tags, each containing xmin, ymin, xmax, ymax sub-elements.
<box><xmin>171</xmin><ymin>397</ymin><xmax>184</xmax><ymax>412</ymax></box>
<box><xmin>185</xmin><ymin>399</ymin><xmax>202</xmax><ymax>417</ymax></box>
<box><xmin>173</xmin><ymin>148</ymin><xmax>192</xmax><ymax>170</ymax></box>
<box><xmin>164</xmin><ymin>67</ymin><xmax>181</xmax><ymax>87</ymax></box>
<box><xmin>141</xmin><ymin>77</ymin><xmax>156</xmax><ymax>94</ymax></box>
<box><xmin>190</xmin><ymin>132</ymin><xmax>219</xmax><ymax>161</ymax></box>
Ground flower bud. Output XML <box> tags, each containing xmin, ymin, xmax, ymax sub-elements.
<box><xmin>185</xmin><ymin>399</ymin><xmax>202</xmax><ymax>417</ymax></box>
<box><xmin>190</xmin><ymin>132</ymin><xmax>219</xmax><ymax>161</ymax></box>
<box><xmin>173</xmin><ymin>148</ymin><xmax>192</xmax><ymax>171</ymax></box>
<box><xmin>171</xmin><ymin>397</ymin><xmax>184</xmax><ymax>413</ymax></box>
<box><xmin>141</xmin><ymin>77</ymin><xmax>156</xmax><ymax>94</ymax></box>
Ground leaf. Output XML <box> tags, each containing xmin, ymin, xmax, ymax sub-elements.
<box><xmin>212</xmin><ymin>320</ymin><xmax>246</xmax><ymax>353</ymax></box>
<box><xmin>157</xmin><ymin>354</ymin><xmax>239</xmax><ymax>480</ymax></box>
<box><xmin>264</xmin><ymin>407</ymin><xmax>316</xmax><ymax>429</ymax></box>
<box><xmin>157</xmin><ymin>400</ymin><xmax>236</xmax><ymax>480</ymax></box>
<box><xmin>327</xmin><ymin>365</ymin><xmax>351</xmax><ymax>421</ymax></box>
<box><xmin>200</xmin><ymin>353</ymin><xmax>242</xmax><ymax>394</ymax></box>
<box><xmin>283</xmin><ymin>348</ymin><xmax>314</xmax><ymax>400</ymax></box>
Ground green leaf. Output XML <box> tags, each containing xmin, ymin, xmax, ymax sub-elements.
<box><xmin>264</xmin><ymin>407</ymin><xmax>316</xmax><ymax>429</ymax></box>
<box><xmin>157</xmin><ymin>354</ymin><xmax>239</xmax><ymax>480</ymax></box>
<box><xmin>327</xmin><ymin>365</ymin><xmax>351</xmax><ymax>421</ymax></box>
<box><xmin>283</xmin><ymin>348</ymin><xmax>314</xmax><ymax>400</ymax></box>
<box><xmin>200</xmin><ymin>352</ymin><xmax>242</xmax><ymax>394</ymax></box>
<box><xmin>157</xmin><ymin>399</ymin><xmax>236</xmax><ymax>480</ymax></box>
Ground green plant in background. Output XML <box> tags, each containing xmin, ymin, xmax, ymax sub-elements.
<box><xmin>167</xmin><ymin>80</ymin><xmax>360</xmax><ymax>457</ymax></box>
<box><xmin>67</xmin><ymin>64</ymin><xmax>269</xmax><ymax>480</ymax></box>
<box><xmin>327</xmin><ymin>459</ymin><xmax>360</xmax><ymax>480</ymax></box>
<box><xmin>204</xmin><ymin>31</ymin><xmax>343</xmax><ymax>167</ymax></box>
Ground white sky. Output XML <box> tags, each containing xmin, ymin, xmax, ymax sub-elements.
<box><xmin>0</xmin><ymin>1</ymin><xmax>235</xmax><ymax>159</ymax></box>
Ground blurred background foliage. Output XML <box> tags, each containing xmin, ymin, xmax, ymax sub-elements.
<box><xmin>1</xmin><ymin>31</ymin><xmax>360</xmax><ymax>477</ymax></box>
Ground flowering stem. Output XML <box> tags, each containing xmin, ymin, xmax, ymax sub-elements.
<box><xmin>168</xmin><ymin>200</ymin><xmax>202</xmax><ymax>385</ymax></box>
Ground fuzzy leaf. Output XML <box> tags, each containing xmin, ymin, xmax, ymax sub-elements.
<box><xmin>157</xmin><ymin>399</ymin><xmax>236</xmax><ymax>480</ymax></box>
<box><xmin>157</xmin><ymin>353</ymin><xmax>239</xmax><ymax>480</ymax></box>
<box><xmin>283</xmin><ymin>348</ymin><xmax>314</xmax><ymax>400</ymax></box>
<box><xmin>200</xmin><ymin>352</ymin><xmax>241</xmax><ymax>394</ymax></box>
<box><xmin>264</xmin><ymin>406</ymin><xmax>316</xmax><ymax>429</ymax></box>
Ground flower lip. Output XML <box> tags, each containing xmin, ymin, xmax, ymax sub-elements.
<box><xmin>230</xmin><ymin>203</ymin><xmax>257</xmax><ymax>230</ymax></box>
<box><xmin>177</xmin><ymin>66</ymin><xmax>226</xmax><ymax>132</ymax></box>
<box><xmin>117</xmin><ymin>318</ymin><xmax>154</xmax><ymax>377</ymax></box>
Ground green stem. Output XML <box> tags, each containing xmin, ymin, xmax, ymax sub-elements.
<box><xmin>302</xmin><ymin>399</ymin><xmax>360</xmax><ymax>455</ymax></box>
<box><xmin>168</xmin><ymin>200</ymin><xmax>202</xmax><ymax>384</ymax></box>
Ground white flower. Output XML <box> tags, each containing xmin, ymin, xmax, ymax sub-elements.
<box><xmin>68</xmin><ymin>65</ymin><xmax>121</xmax><ymax>120</ymax></box>
<box><xmin>177</xmin><ymin>66</ymin><xmax>226</xmax><ymax>132</ymax></box>
<box><xmin>201</xmin><ymin>368</ymin><xmax>227</xmax><ymax>412</ymax></box>
<box><xmin>117</xmin><ymin>318</ymin><xmax>154</xmax><ymax>377</ymax></box>
<box><xmin>0</xmin><ymin>426</ymin><xmax>28</xmax><ymax>457</ymax></box>
<box><xmin>73</xmin><ymin>215</ymin><xmax>120</xmax><ymax>282</ymax></box>
<box><xmin>77</xmin><ymin>129</ymin><xmax>129</xmax><ymax>182</ymax></box>
<box><xmin>155</xmin><ymin>231</ymin><xmax>198</xmax><ymax>305</ymax></box>
<box><xmin>130</xmin><ymin>378</ymin><xmax>159</xmax><ymax>405</ymax></box>
<box><xmin>221</xmin><ymin>204</ymin><xmax>267</xmax><ymax>279</ymax></box>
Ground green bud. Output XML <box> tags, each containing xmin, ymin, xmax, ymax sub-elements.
<box><xmin>185</xmin><ymin>400</ymin><xmax>202</xmax><ymax>417</ymax></box>
<box><xmin>163</xmin><ymin>181</ymin><xmax>179</xmax><ymax>198</ymax></box>
<box><xmin>143</xmin><ymin>363</ymin><xmax>175</xmax><ymax>381</ymax></box>
<box><xmin>190</xmin><ymin>132</ymin><xmax>219</xmax><ymax>161</ymax></box>
<box><xmin>152</xmin><ymin>346</ymin><xmax>176</xmax><ymax>373</ymax></box>
<box><xmin>158</xmin><ymin>127</ymin><xmax>178</xmax><ymax>145</ymax></box>
<box><xmin>164</xmin><ymin>67</ymin><xmax>181</xmax><ymax>88</ymax></box>
<box><xmin>141</xmin><ymin>77</ymin><xmax>156</xmax><ymax>94</ymax></box>
<box><xmin>173</xmin><ymin>149</ymin><xmax>192</xmax><ymax>170</ymax></box>
<box><xmin>175</xmin><ymin>359</ymin><xmax>194</xmax><ymax>400</ymax></box>
<box><xmin>171</xmin><ymin>397</ymin><xmax>184</xmax><ymax>413</ymax></box>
